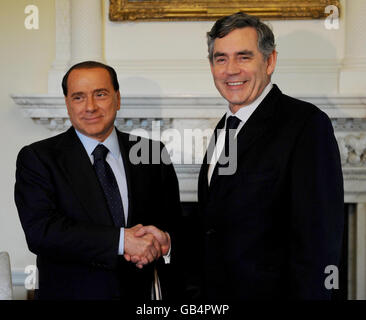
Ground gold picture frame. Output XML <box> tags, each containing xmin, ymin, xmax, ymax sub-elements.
<box><xmin>109</xmin><ymin>0</ymin><xmax>340</xmax><ymax>21</ymax></box>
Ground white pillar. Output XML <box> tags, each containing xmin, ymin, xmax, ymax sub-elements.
<box><xmin>48</xmin><ymin>0</ymin><xmax>71</xmax><ymax>93</ymax></box>
<box><xmin>339</xmin><ymin>0</ymin><xmax>366</xmax><ymax>93</ymax></box>
<box><xmin>70</xmin><ymin>0</ymin><xmax>104</xmax><ymax>64</ymax></box>
<box><xmin>48</xmin><ymin>0</ymin><xmax>104</xmax><ymax>93</ymax></box>
<box><xmin>356</xmin><ymin>203</ymin><xmax>366</xmax><ymax>300</ymax></box>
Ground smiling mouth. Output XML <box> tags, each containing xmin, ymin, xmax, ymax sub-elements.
<box><xmin>226</xmin><ymin>81</ymin><xmax>247</xmax><ymax>87</ymax></box>
<box><xmin>83</xmin><ymin>116</ymin><xmax>102</xmax><ymax>122</ymax></box>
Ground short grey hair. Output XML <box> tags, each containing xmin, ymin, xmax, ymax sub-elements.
<box><xmin>207</xmin><ymin>12</ymin><xmax>276</xmax><ymax>63</ymax></box>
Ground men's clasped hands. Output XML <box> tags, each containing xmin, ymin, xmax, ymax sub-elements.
<box><xmin>124</xmin><ymin>224</ymin><xmax>171</xmax><ymax>269</ymax></box>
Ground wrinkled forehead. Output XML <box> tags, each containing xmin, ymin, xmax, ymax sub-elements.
<box><xmin>67</xmin><ymin>68</ymin><xmax>114</xmax><ymax>90</ymax></box>
<box><xmin>213</xmin><ymin>27</ymin><xmax>259</xmax><ymax>52</ymax></box>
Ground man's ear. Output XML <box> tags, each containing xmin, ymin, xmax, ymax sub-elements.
<box><xmin>209</xmin><ymin>59</ymin><xmax>214</xmax><ymax>74</ymax></box>
<box><xmin>64</xmin><ymin>97</ymin><xmax>70</xmax><ymax>115</ymax></box>
<box><xmin>266</xmin><ymin>50</ymin><xmax>277</xmax><ymax>76</ymax></box>
<box><xmin>116</xmin><ymin>90</ymin><xmax>121</xmax><ymax>111</ymax></box>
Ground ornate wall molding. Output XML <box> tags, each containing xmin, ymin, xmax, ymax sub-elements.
<box><xmin>11</xmin><ymin>93</ymin><xmax>366</xmax><ymax>202</ymax></box>
<box><xmin>11</xmin><ymin>93</ymin><xmax>366</xmax><ymax>118</ymax></box>
<box><xmin>338</xmin><ymin>134</ymin><xmax>366</xmax><ymax>166</ymax></box>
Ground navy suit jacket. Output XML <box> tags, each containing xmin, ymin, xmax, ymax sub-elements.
<box><xmin>197</xmin><ymin>84</ymin><xmax>344</xmax><ymax>300</ymax></box>
<box><xmin>15</xmin><ymin>127</ymin><xmax>183</xmax><ymax>300</ymax></box>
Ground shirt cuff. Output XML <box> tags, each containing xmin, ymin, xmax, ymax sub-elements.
<box><xmin>163</xmin><ymin>244</ymin><xmax>171</xmax><ymax>264</ymax></box>
<box><xmin>118</xmin><ymin>228</ymin><xmax>124</xmax><ymax>255</ymax></box>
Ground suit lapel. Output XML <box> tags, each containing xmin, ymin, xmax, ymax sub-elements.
<box><xmin>206</xmin><ymin>116</ymin><xmax>226</xmax><ymax>189</ymax></box>
<box><xmin>198</xmin><ymin>115</ymin><xmax>226</xmax><ymax>204</ymax></box>
<box><xmin>235</xmin><ymin>84</ymin><xmax>280</xmax><ymax>159</ymax></box>
<box><xmin>55</xmin><ymin>127</ymin><xmax>114</xmax><ymax>226</ymax></box>
<box><xmin>116</xmin><ymin>130</ymin><xmax>134</xmax><ymax>228</ymax></box>
<box><xmin>206</xmin><ymin>85</ymin><xmax>281</xmax><ymax>191</ymax></box>
<box><xmin>198</xmin><ymin>153</ymin><xmax>209</xmax><ymax>206</ymax></box>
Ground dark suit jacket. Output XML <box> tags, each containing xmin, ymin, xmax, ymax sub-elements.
<box><xmin>197</xmin><ymin>84</ymin><xmax>344</xmax><ymax>300</ymax></box>
<box><xmin>14</xmin><ymin>127</ymin><xmax>183</xmax><ymax>300</ymax></box>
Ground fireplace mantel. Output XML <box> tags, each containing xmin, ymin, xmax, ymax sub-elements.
<box><xmin>12</xmin><ymin>93</ymin><xmax>366</xmax><ymax>203</ymax></box>
<box><xmin>11</xmin><ymin>93</ymin><xmax>366</xmax><ymax>119</ymax></box>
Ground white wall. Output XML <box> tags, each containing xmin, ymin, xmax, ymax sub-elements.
<box><xmin>0</xmin><ymin>0</ymin><xmax>55</xmax><ymax>298</ymax></box>
<box><xmin>104</xmin><ymin>0</ymin><xmax>345</xmax><ymax>95</ymax></box>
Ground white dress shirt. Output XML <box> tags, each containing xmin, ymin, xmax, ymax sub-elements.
<box><xmin>75</xmin><ymin>128</ymin><xmax>171</xmax><ymax>263</ymax></box>
<box><xmin>208</xmin><ymin>82</ymin><xmax>273</xmax><ymax>185</ymax></box>
<box><xmin>75</xmin><ymin>128</ymin><xmax>128</xmax><ymax>255</ymax></box>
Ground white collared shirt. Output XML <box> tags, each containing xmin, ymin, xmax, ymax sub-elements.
<box><xmin>75</xmin><ymin>128</ymin><xmax>171</xmax><ymax>263</ymax></box>
<box><xmin>75</xmin><ymin>128</ymin><xmax>128</xmax><ymax>255</ymax></box>
<box><xmin>207</xmin><ymin>82</ymin><xmax>273</xmax><ymax>185</ymax></box>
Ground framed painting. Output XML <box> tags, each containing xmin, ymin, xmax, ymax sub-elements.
<box><xmin>109</xmin><ymin>0</ymin><xmax>340</xmax><ymax>21</ymax></box>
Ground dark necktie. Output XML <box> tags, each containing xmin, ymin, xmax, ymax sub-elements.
<box><xmin>224</xmin><ymin>115</ymin><xmax>241</xmax><ymax>157</ymax></box>
<box><xmin>92</xmin><ymin>144</ymin><xmax>125</xmax><ymax>227</ymax></box>
<box><xmin>210</xmin><ymin>115</ymin><xmax>241</xmax><ymax>184</ymax></box>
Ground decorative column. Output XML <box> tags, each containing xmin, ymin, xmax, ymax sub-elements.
<box><xmin>339</xmin><ymin>0</ymin><xmax>366</xmax><ymax>93</ymax></box>
<box><xmin>70</xmin><ymin>0</ymin><xmax>104</xmax><ymax>65</ymax></box>
<box><xmin>48</xmin><ymin>0</ymin><xmax>104</xmax><ymax>93</ymax></box>
<box><xmin>48</xmin><ymin>0</ymin><xmax>71</xmax><ymax>93</ymax></box>
<box><xmin>356</xmin><ymin>203</ymin><xmax>366</xmax><ymax>300</ymax></box>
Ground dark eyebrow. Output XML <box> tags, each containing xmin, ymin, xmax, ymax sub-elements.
<box><xmin>94</xmin><ymin>88</ymin><xmax>110</xmax><ymax>93</ymax></box>
<box><xmin>237</xmin><ymin>50</ymin><xmax>254</xmax><ymax>57</ymax></box>
<box><xmin>213</xmin><ymin>52</ymin><xmax>227</xmax><ymax>59</ymax></box>
<box><xmin>70</xmin><ymin>88</ymin><xmax>110</xmax><ymax>98</ymax></box>
<box><xmin>213</xmin><ymin>50</ymin><xmax>254</xmax><ymax>59</ymax></box>
<box><xmin>70</xmin><ymin>91</ymin><xmax>84</xmax><ymax>98</ymax></box>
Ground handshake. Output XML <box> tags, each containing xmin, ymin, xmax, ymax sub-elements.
<box><xmin>123</xmin><ymin>224</ymin><xmax>171</xmax><ymax>269</ymax></box>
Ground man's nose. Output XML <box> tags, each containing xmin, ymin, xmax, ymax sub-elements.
<box><xmin>85</xmin><ymin>97</ymin><xmax>97</xmax><ymax>112</ymax></box>
<box><xmin>226</xmin><ymin>59</ymin><xmax>240</xmax><ymax>75</ymax></box>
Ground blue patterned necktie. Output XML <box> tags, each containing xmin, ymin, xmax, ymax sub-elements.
<box><xmin>92</xmin><ymin>144</ymin><xmax>125</xmax><ymax>227</ymax></box>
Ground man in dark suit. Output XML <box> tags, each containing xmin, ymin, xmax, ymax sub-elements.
<box><xmin>14</xmin><ymin>61</ymin><xmax>182</xmax><ymax>300</ymax></box>
<box><xmin>197</xmin><ymin>12</ymin><xmax>344</xmax><ymax>299</ymax></box>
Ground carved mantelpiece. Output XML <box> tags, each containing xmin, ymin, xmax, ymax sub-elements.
<box><xmin>12</xmin><ymin>93</ymin><xmax>366</xmax><ymax>203</ymax></box>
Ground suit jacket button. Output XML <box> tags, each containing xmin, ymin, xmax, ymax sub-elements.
<box><xmin>206</xmin><ymin>228</ymin><xmax>216</xmax><ymax>236</ymax></box>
